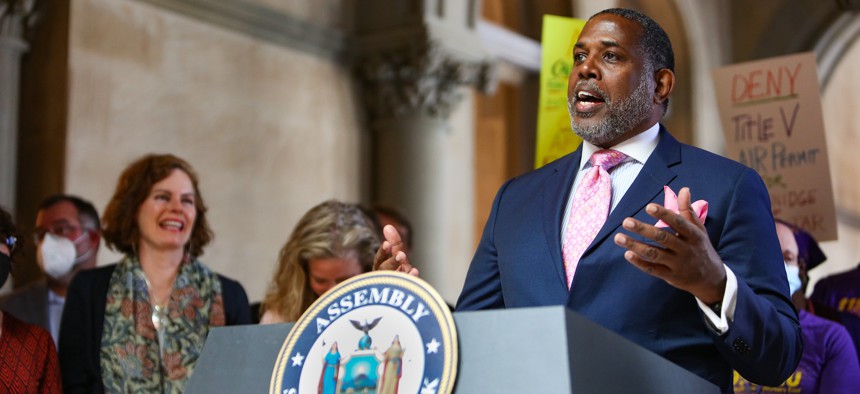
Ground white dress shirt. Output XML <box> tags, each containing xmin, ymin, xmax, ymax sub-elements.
<box><xmin>48</xmin><ymin>289</ymin><xmax>65</xmax><ymax>345</ymax></box>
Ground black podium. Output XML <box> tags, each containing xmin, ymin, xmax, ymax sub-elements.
<box><xmin>186</xmin><ymin>306</ymin><xmax>718</xmax><ymax>393</ymax></box>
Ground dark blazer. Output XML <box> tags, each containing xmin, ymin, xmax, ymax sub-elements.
<box><xmin>58</xmin><ymin>263</ymin><xmax>251</xmax><ymax>393</ymax></box>
<box><xmin>456</xmin><ymin>128</ymin><xmax>803</xmax><ymax>393</ymax></box>
<box><xmin>0</xmin><ymin>279</ymin><xmax>50</xmax><ymax>331</ymax></box>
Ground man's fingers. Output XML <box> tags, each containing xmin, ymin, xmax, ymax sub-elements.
<box><xmin>376</xmin><ymin>250</ymin><xmax>416</xmax><ymax>274</ymax></box>
<box><xmin>377</xmin><ymin>258</ymin><xmax>398</xmax><ymax>271</ymax></box>
<box><xmin>374</xmin><ymin>226</ymin><xmax>417</xmax><ymax>275</ymax></box>
<box><xmin>620</xmin><ymin>217</ymin><xmax>679</xmax><ymax>249</ymax></box>
<box><xmin>622</xmin><ymin>249</ymin><xmax>669</xmax><ymax>277</ymax></box>
<box><xmin>646</xmin><ymin>203</ymin><xmax>698</xmax><ymax>239</ymax></box>
<box><xmin>614</xmin><ymin>232</ymin><xmax>672</xmax><ymax>263</ymax></box>
<box><xmin>383</xmin><ymin>225</ymin><xmax>404</xmax><ymax>251</ymax></box>
<box><xmin>616</xmin><ymin>232</ymin><xmax>672</xmax><ymax>279</ymax></box>
<box><xmin>377</xmin><ymin>252</ymin><xmax>402</xmax><ymax>271</ymax></box>
<box><xmin>394</xmin><ymin>251</ymin><xmax>414</xmax><ymax>272</ymax></box>
<box><xmin>372</xmin><ymin>241</ymin><xmax>390</xmax><ymax>270</ymax></box>
<box><xmin>676</xmin><ymin>187</ymin><xmax>704</xmax><ymax>230</ymax></box>
<box><xmin>373</xmin><ymin>239</ymin><xmax>398</xmax><ymax>271</ymax></box>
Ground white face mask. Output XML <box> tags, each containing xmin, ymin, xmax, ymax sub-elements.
<box><xmin>784</xmin><ymin>263</ymin><xmax>802</xmax><ymax>296</ymax></box>
<box><xmin>37</xmin><ymin>232</ymin><xmax>92</xmax><ymax>279</ymax></box>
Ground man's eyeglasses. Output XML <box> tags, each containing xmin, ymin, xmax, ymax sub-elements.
<box><xmin>33</xmin><ymin>224</ymin><xmax>82</xmax><ymax>243</ymax></box>
<box><xmin>2</xmin><ymin>235</ymin><xmax>17</xmax><ymax>253</ymax></box>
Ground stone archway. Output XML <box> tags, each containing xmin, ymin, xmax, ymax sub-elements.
<box><xmin>813</xmin><ymin>12</ymin><xmax>860</xmax><ymax>279</ymax></box>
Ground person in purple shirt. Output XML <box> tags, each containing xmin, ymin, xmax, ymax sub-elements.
<box><xmin>811</xmin><ymin>264</ymin><xmax>860</xmax><ymax>318</ymax></box>
<box><xmin>735</xmin><ymin>221</ymin><xmax>860</xmax><ymax>393</ymax></box>
<box><xmin>811</xmin><ymin>263</ymin><xmax>860</xmax><ymax>362</ymax></box>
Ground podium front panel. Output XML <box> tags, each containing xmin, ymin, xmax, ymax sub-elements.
<box><xmin>186</xmin><ymin>306</ymin><xmax>719</xmax><ymax>393</ymax></box>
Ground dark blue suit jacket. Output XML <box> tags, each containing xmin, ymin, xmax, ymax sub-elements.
<box><xmin>457</xmin><ymin>128</ymin><xmax>802</xmax><ymax>392</ymax></box>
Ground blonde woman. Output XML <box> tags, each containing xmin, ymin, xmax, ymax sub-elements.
<box><xmin>260</xmin><ymin>201</ymin><xmax>381</xmax><ymax>324</ymax></box>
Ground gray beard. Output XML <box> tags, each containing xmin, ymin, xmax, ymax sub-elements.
<box><xmin>569</xmin><ymin>72</ymin><xmax>654</xmax><ymax>146</ymax></box>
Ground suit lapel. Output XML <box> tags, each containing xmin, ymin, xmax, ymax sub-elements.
<box><xmin>38</xmin><ymin>281</ymin><xmax>51</xmax><ymax>328</ymax></box>
<box><xmin>543</xmin><ymin>147</ymin><xmax>583</xmax><ymax>288</ymax></box>
<box><xmin>584</xmin><ymin>128</ymin><xmax>682</xmax><ymax>259</ymax></box>
<box><xmin>551</xmin><ymin>129</ymin><xmax>683</xmax><ymax>296</ymax></box>
<box><xmin>568</xmin><ymin>129</ymin><xmax>681</xmax><ymax>303</ymax></box>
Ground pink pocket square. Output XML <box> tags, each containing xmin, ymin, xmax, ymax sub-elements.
<box><xmin>655</xmin><ymin>186</ymin><xmax>708</xmax><ymax>228</ymax></box>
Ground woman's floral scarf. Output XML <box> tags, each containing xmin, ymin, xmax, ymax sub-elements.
<box><xmin>100</xmin><ymin>256</ymin><xmax>225</xmax><ymax>393</ymax></box>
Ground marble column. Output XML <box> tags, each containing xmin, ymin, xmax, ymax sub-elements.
<box><xmin>354</xmin><ymin>0</ymin><xmax>496</xmax><ymax>302</ymax></box>
<box><xmin>0</xmin><ymin>0</ymin><xmax>34</xmax><ymax>211</ymax></box>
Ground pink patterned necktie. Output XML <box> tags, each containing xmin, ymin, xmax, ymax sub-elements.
<box><xmin>562</xmin><ymin>149</ymin><xmax>628</xmax><ymax>289</ymax></box>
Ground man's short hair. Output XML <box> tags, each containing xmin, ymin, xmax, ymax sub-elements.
<box><xmin>592</xmin><ymin>8</ymin><xmax>674</xmax><ymax>113</ymax></box>
<box><xmin>38</xmin><ymin>194</ymin><xmax>101</xmax><ymax>232</ymax></box>
<box><xmin>593</xmin><ymin>8</ymin><xmax>674</xmax><ymax>73</ymax></box>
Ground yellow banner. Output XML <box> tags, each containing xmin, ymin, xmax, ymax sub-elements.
<box><xmin>534</xmin><ymin>15</ymin><xmax>586</xmax><ymax>168</ymax></box>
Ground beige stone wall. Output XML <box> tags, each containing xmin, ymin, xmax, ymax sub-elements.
<box><xmin>64</xmin><ymin>0</ymin><xmax>368</xmax><ymax>302</ymax></box>
<box><xmin>813</xmin><ymin>35</ymin><xmax>860</xmax><ymax>289</ymax></box>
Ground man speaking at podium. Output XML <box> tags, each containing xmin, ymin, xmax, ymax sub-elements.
<box><xmin>453</xmin><ymin>8</ymin><xmax>802</xmax><ymax>393</ymax></box>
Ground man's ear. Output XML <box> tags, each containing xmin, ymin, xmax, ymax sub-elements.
<box><xmin>89</xmin><ymin>230</ymin><xmax>101</xmax><ymax>248</ymax></box>
<box><xmin>654</xmin><ymin>68</ymin><xmax>675</xmax><ymax>105</ymax></box>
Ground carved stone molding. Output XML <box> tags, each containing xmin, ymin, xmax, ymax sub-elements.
<box><xmin>0</xmin><ymin>0</ymin><xmax>35</xmax><ymax>41</ymax></box>
<box><xmin>358</xmin><ymin>40</ymin><xmax>494</xmax><ymax>121</ymax></box>
<box><xmin>137</xmin><ymin>0</ymin><xmax>347</xmax><ymax>60</ymax></box>
<box><xmin>0</xmin><ymin>0</ymin><xmax>37</xmax><ymax>210</ymax></box>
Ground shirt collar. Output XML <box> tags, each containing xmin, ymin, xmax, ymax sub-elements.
<box><xmin>578</xmin><ymin>122</ymin><xmax>661</xmax><ymax>170</ymax></box>
<box><xmin>48</xmin><ymin>289</ymin><xmax>65</xmax><ymax>304</ymax></box>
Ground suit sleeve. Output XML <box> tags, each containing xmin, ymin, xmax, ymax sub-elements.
<box><xmin>219</xmin><ymin>275</ymin><xmax>251</xmax><ymax>325</ymax></box>
<box><xmin>456</xmin><ymin>179</ymin><xmax>512</xmax><ymax>311</ymax></box>
<box><xmin>809</xmin><ymin>278</ymin><xmax>842</xmax><ymax>319</ymax></box>
<box><xmin>711</xmin><ymin>168</ymin><xmax>803</xmax><ymax>386</ymax></box>
<box><xmin>59</xmin><ymin>270</ymin><xmax>104</xmax><ymax>394</ymax></box>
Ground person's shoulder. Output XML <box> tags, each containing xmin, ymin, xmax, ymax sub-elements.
<box><xmin>803</xmin><ymin>309</ymin><xmax>836</xmax><ymax>328</ymax></box>
<box><xmin>676</xmin><ymin>141</ymin><xmax>748</xmax><ymax>171</ymax></box>
<box><xmin>668</xmin><ymin>140</ymin><xmax>765</xmax><ymax>191</ymax></box>
<box><xmin>259</xmin><ymin>309</ymin><xmax>285</xmax><ymax>325</ymax></box>
<box><xmin>814</xmin><ymin>266</ymin><xmax>860</xmax><ymax>290</ymax></box>
<box><xmin>3</xmin><ymin>312</ymin><xmax>53</xmax><ymax>342</ymax></box>
<box><xmin>0</xmin><ymin>279</ymin><xmax>47</xmax><ymax>303</ymax></box>
<box><xmin>73</xmin><ymin>264</ymin><xmax>117</xmax><ymax>283</ymax></box>
<box><xmin>213</xmin><ymin>272</ymin><xmax>251</xmax><ymax>324</ymax></box>
<box><xmin>67</xmin><ymin>264</ymin><xmax>118</xmax><ymax>298</ymax></box>
<box><xmin>535</xmin><ymin>150</ymin><xmax>579</xmax><ymax>173</ymax></box>
<box><xmin>505</xmin><ymin>150</ymin><xmax>579</xmax><ymax>187</ymax></box>
<box><xmin>189</xmin><ymin>260</ymin><xmax>246</xmax><ymax>296</ymax></box>
<box><xmin>215</xmin><ymin>272</ymin><xmax>249</xmax><ymax>307</ymax></box>
<box><xmin>803</xmin><ymin>310</ymin><xmax>852</xmax><ymax>337</ymax></box>
<box><xmin>215</xmin><ymin>272</ymin><xmax>243</xmax><ymax>291</ymax></box>
<box><xmin>797</xmin><ymin>312</ymin><xmax>857</xmax><ymax>360</ymax></box>
<box><xmin>827</xmin><ymin>265</ymin><xmax>860</xmax><ymax>280</ymax></box>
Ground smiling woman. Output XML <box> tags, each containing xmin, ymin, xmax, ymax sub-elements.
<box><xmin>57</xmin><ymin>154</ymin><xmax>251</xmax><ymax>393</ymax></box>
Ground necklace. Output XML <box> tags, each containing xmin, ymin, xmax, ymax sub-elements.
<box><xmin>141</xmin><ymin>274</ymin><xmax>170</xmax><ymax>330</ymax></box>
<box><xmin>151</xmin><ymin>303</ymin><xmax>167</xmax><ymax>330</ymax></box>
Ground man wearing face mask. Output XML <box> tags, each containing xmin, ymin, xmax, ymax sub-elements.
<box><xmin>734</xmin><ymin>220</ymin><xmax>860</xmax><ymax>393</ymax></box>
<box><xmin>0</xmin><ymin>194</ymin><xmax>100</xmax><ymax>345</ymax></box>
